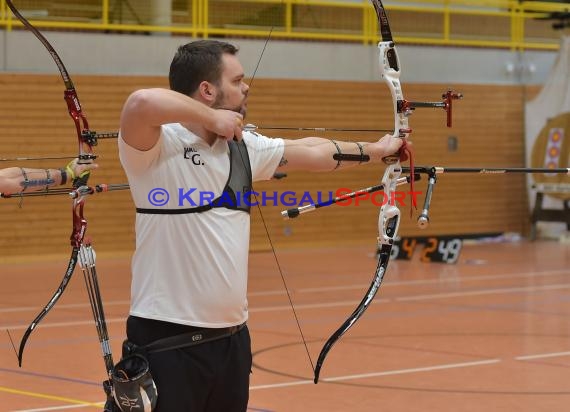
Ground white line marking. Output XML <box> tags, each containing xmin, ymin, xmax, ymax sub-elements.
<box><xmin>296</xmin><ymin>268</ymin><xmax>570</xmax><ymax>294</ymax></box>
<box><xmin>1</xmin><ymin>317</ymin><xmax>126</xmax><ymax>331</ymax></box>
<box><xmin>2</xmin><ymin>269</ymin><xmax>567</xmax><ymax>315</ymax></box>
<box><xmin>515</xmin><ymin>351</ymin><xmax>570</xmax><ymax>361</ymax></box>
<box><xmin>0</xmin><ymin>300</ymin><xmax>130</xmax><ymax>314</ymax></box>
<box><xmin>3</xmin><ymin>282</ymin><xmax>570</xmax><ymax>330</ymax></box>
<box><xmin>395</xmin><ymin>283</ymin><xmax>570</xmax><ymax>302</ymax></box>
<box><xmin>13</xmin><ymin>403</ymin><xmax>103</xmax><ymax>412</ymax></box>
<box><xmin>250</xmin><ymin>359</ymin><xmax>500</xmax><ymax>390</ymax></box>
<box><xmin>249</xmin><ymin>299</ymin><xmax>389</xmax><ymax>313</ymax></box>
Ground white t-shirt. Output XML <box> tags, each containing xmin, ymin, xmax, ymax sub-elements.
<box><xmin>118</xmin><ymin>123</ymin><xmax>284</xmax><ymax>327</ymax></box>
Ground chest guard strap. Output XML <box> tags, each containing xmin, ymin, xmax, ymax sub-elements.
<box><xmin>136</xmin><ymin>140</ymin><xmax>253</xmax><ymax>215</ymax></box>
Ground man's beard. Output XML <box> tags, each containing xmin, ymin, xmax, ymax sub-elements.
<box><xmin>213</xmin><ymin>90</ymin><xmax>247</xmax><ymax>118</ymax></box>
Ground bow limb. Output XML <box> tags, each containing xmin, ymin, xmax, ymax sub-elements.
<box><xmin>17</xmin><ymin>188</ymin><xmax>88</xmax><ymax>366</ymax></box>
<box><xmin>313</xmin><ymin>0</ymin><xmax>406</xmax><ymax>383</ymax></box>
<box><xmin>6</xmin><ymin>0</ymin><xmax>96</xmax><ymax>366</ymax></box>
<box><xmin>16</xmin><ymin>174</ymin><xmax>90</xmax><ymax>368</ymax></box>
<box><xmin>17</xmin><ymin>246</ymin><xmax>83</xmax><ymax>365</ymax></box>
<box><xmin>313</xmin><ymin>168</ymin><xmax>402</xmax><ymax>384</ymax></box>
<box><xmin>5</xmin><ymin>1</ymin><xmax>97</xmax><ymax>164</ymax></box>
<box><xmin>313</xmin><ymin>221</ymin><xmax>394</xmax><ymax>383</ymax></box>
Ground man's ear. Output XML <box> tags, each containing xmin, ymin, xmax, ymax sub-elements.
<box><xmin>198</xmin><ymin>81</ymin><xmax>216</xmax><ymax>103</ymax></box>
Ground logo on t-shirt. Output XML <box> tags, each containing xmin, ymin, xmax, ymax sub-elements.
<box><xmin>184</xmin><ymin>147</ymin><xmax>204</xmax><ymax>166</ymax></box>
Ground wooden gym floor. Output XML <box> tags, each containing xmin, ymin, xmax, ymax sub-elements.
<box><xmin>0</xmin><ymin>240</ymin><xmax>569</xmax><ymax>411</ymax></box>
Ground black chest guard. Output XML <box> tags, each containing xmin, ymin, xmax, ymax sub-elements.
<box><xmin>136</xmin><ymin>140</ymin><xmax>253</xmax><ymax>215</ymax></box>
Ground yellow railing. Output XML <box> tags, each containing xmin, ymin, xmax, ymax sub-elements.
<box><xmin>0</xmin><ymin>0</ymin><xmax>568</xmax><ymax>50</ymax></box>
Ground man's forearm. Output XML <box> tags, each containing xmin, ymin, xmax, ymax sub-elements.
<box><xmin>281</xmin><ymin>136</ymin><xmax>401</xmax><ymax>172</ymax></box>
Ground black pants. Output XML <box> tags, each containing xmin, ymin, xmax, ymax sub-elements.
<box><xmin>126</xmin><ymin>316</ymin><xmax>252</xmax><ymax>412</ymax></box>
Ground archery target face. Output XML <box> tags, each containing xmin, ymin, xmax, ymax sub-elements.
<box><xmin>531</xmin><ymin>112</ymin><xmax>570</xmax><ymax>200</ymax></box>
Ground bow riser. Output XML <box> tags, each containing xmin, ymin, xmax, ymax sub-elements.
<box><xmin>378</xmin><ymin>180</ymin><xmax>401</xmax><ymax>246</ymax></box>
<box><xmin>72</xmin><ymin>198</ymin><xmax>88</xmax><ymax>248</ymax></box>
<box><xmin>63</xmin><ymin>90</ymin><xmax>98</xmax><ymax>162</ymax></box>
<box><xmin>379</xmin><ymin>41</ymin><xmax>410</xmax><ymax>142</ymax></box>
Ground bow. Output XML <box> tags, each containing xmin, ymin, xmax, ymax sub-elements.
<box><xmin>5</xmin><ymin>0</ymin><xmax>99</xmax><ymax>366</ymax></box>
<box><xmin>241</xmin><ymin>0</ymin><xmax>462</xmax><ymax>384</ymax></box>
<box><xmin>312</xmin><ymin>0</ymin><xmax>461</xmax><ymax>383</ymax></box>
<box><xmin>311</xmin><ymin>0</ymin><xmax>403</xmax><ymax>383</ymax></box>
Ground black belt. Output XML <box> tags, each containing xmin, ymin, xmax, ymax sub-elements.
<box><xmin>142</xmin><ymin>322</ymin><xmax>247</xmax><ymax>354</ymax></box>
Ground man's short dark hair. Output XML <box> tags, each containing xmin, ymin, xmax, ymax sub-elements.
<box><xmin>169</xmin><ymin>40</ymin><xmax>239</xmax><ymax>97</ymax></box>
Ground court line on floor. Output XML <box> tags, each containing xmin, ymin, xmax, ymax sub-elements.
<box><xmin>12</xmin><ymin>405</ymin><xmax>95</xmax><ymax>412</ymax></box>
<box><xmin>292</xmin><ymin>268</ymin><xmax>570</xmax><ymax>295</ymax></box>
<box><xmin>249</xmin><ymin>352</ymin><xmax>570</xmax><ymax>391</ymax></box>
<box><xmin>4</xmin><ymin>359</ymin><xmax>500</xmax><ymax>410</ymax></box>
<box><xmin>6</xmin><ymin>350</ymin><xmax>569</xmax><ymax>410</ymax></box>
<box><xmin>1</xmin><ymin>317</ymin><xmax>126</xmax><ymax>331</ymax></box>
<box><xmin>2</xmin><ymin>269</ymin><xmax>567</xmax><ymax>316</ymax></box>
<box><xmin>396</xmin><ymin>283</ymin><xmax>570</xmax><ymax>302</ymax></box>
<box><xmin>515</xmin><ymin>351</ymin><xmax>570</xmax><ymax>361</ymax></box>
<box><xmin>250</xmin><ymin>358</ymin><xmax>500</xmax><ymax>390</ymax></box>
<box><xmin>0</xmin><ymin>301</ymin><xmax>130</xmax><ymax>314</ymax></box>
<box><xmin>3</xmin><ymin>281</ymin><xmax>570</xmax><ymax>331</ymax></box>
<box><xmin>12</xmin><ymin>404</ymin><xmax>272</xmax><ymax>412</ymax></box>
<box><xmin>0</xmin><ymin>386</ymin><xmax>102</xmax><ymax>411</ymax></box>
<box><xmin>0</xmin><ymin>368</ymin><xmax>100</xmax><ymax>387</ymax></box>
<box><xmin>12</xmin><ymin>405</ymin><xmax>272</xmax><ymax>412</ymax></box>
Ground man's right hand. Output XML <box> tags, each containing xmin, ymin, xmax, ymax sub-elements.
<box><xmin>209</xmin><ymin>109</ymin><xmax>244</xmax><ymax>141</ymax></box>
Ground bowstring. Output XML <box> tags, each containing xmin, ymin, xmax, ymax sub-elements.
<box><xmin>236</xmin><ymin>12</ymin><xmax>316</xmax><ymax>374</ymax></box>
